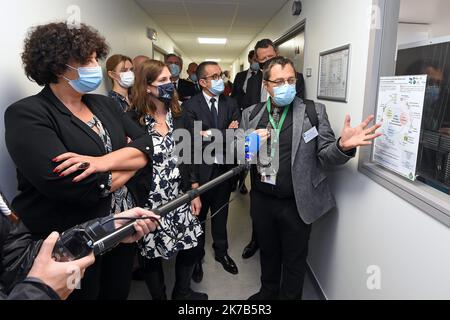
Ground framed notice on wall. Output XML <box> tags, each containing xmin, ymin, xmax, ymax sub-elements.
<box><xmin>317</xmin><ymin>44</ymin><xmax>350</xmax><ymax>102</ymax></box>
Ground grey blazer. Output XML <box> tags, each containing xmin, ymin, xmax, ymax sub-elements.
<box><xmin>239</xmin><ymin>97</ymin><xmax>356</xmax><ymax>224</ymax></box>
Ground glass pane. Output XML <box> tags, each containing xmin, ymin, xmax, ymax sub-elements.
<box><xmin>395</xmin><ymin>0</ymin><xmax>450</xmax><ymax>194</ymax></box>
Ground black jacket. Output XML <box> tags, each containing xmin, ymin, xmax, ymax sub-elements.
<box><xmin>0</xmin><ymin>215</ymin><xmax>11</xmax><ymax>277</ymax></box>
<box><xmin>243</xmin><ymin>70</ymin><xmax>306</xmax><ymax>109</ymax></box>
<box><xmin>0</xmin><ymin>214</ymin><xmax>59</xmax><ymax>300</ymax></box>
<box><xmin>177</xmin><ymin>79</ymin><xmax>197</xmax><ymax>102</ymax></box>
<box><xmin>0</xmin><ymin>279</ymin><xmax>59</xmax><ymax>300</ymax></box>
<box><xmin>4</xmin><ymin>86</ymin><xmax>153</xmax><ymax>237</ymax></box>
<box><xmin>231</xmin><ymin>70</ymin><xmax>252</xmax><ymax>109</ymax></box>
<box><xmin>183</xmin><ymin>93</ymin><xmax>241</xmax><ymax>185</ymax></box>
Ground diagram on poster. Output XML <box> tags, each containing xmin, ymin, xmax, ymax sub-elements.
<box><xmin>373</xmin><ymin>75</ymin><xmax>427</xmax><ymax>181</ymax></box>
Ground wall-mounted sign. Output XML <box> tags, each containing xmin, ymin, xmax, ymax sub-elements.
<box><xmin>373</xmin><ymin>75</ymin><xmax>427</xmax><ymax>181</ymax></box>
<box><xmin>317</xmin><ymin>44</ymin><xmax>350</xmax><ymax>102</ymax></box>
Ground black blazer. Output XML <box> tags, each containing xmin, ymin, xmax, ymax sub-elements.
<box><xmin>177</xmin><ymin>79</ymin><xmax>197</xmax><ymax>102</ymax></box>
<box><xmin>183</xmin><ymin>93</ymin><xmax>241</xmax><ymax>185</ymax></box>
<box><xmin>125</xmin><ymin>109</ymin><xmax>197</xmax><ymax>194</ymax></box>
<box><xmin>4</xmin><ymin>86</ymin><xmax>153</xmax><ymax>237</ymax></box>
<box><xmin>243</xmin><ymin>70</ymin><xmax>306</xmax><ymax>109</ymax></box>
<box><xmin>231</xmin><ymin>70</ymin><xmax>251</xmax><ymax>110</ymax></box>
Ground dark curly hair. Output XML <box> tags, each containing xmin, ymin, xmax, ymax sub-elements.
<box><xmin>22</xmin><ymin>22</ymin><xmax>110</xmax><ymax>86</ymax></box>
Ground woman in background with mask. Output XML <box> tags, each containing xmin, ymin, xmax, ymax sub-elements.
<box><xmin>127</xmin><ymin>59</ymin><xmax>207</xmax><ymax>300</ymax></box>
<box><xmin>106</xmin><ymin>54</ymin><xmax>135</xmax><ymax>112</ymax></box>
<box><xmin>5</xmin><ymin>22</ymin><xmax>154</xmax><ymax>300</ymax></box>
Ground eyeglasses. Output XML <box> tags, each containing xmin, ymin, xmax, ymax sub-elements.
<box><xmin>202</xmin><ymin>74</ymin><xmax>222</xmax><ymax>81</ymax></box>
<box><xmin>266</xmin><ymin>77</ymin><xmax>297</xmax><ymax>87</ymax></box>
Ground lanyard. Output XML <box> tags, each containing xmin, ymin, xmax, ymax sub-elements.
<box><xmin>267</xmin><ymin>98</ymin><xmax>290</xmax><ymax>142</ymax></box>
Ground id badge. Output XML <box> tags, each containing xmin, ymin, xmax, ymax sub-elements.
<box><xmin>303</xmin><ymin>127</ymin><xmax>319</xmax><ymax>144</ymax></box>
<box><xmin>261</xmin><ymin>175</ymin><xmax>277</xmax><ymax>186</ymax></box>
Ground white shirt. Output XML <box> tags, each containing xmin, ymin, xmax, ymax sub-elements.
<box><xmin>173</xmin><ymin>79</ymin><xmax>180</xmax><ymax>90</ymax></box>
<box><xmin>243</xmin><ymin>69</ymin><xmax>256</xmax><ymax>93</ymax></box>
<box><xmin>260</xmin><ymin>79</ymin><xmax>269</xmax><ymax>103</ymax></box>
<box><xmin>201</xmin><ymin>91</ymin><xmax>223</xmax><ymax>164</ymax></box>
<box><xmin>202</xmin><ymin>91</ymin><xmax>220</xmax><ymax>111</ymax></box>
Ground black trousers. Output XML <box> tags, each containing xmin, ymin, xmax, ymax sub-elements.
<box><xmin>251</xmin><ymin>189</ymin><xmax>311</xmax><ymax>300</ymax></box>
<box><xmin>232</xmin><ymin>167</ymin><xmax>248</xmax><ymax>190</ymax></box>
<box><xmin>69</xmin><ymin>243</ymin><xmax>136</xmax><ymax>300</ymax></box>
<box><xmin>140</xmin><ymin>245</ymin><xmax>202</xmax><ymax>299</ymax></box>
<box><xmin>199</xmin><ymin>165</ymin><xmax>233</xmax><ymax>259</ymax></box>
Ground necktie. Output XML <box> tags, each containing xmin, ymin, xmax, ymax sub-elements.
<box><xmin>272</xmin><ymin>107</ymin><xmax>281</xmax><ymax>126</ymax></box>
<box><xmin>210</xmin><ymin>98</ymin><xmax>218</xmax><ymax>129</ymax></box>
<box><xmin>173</xmin><ymin>82</ymin><xmax>178</xmax><ymax>90</ymax></box>
<box><xmin>268</xmin><ymin>107</ymin><xmax>281</xmax><ymax>131</ymax></box>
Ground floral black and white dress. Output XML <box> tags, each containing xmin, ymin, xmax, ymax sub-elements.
<box><xmin>139</xmin><ymin>111</ymin><xmax>203</xmax><ymax>260</ymax></box>
<box><xmin>86</xmin><ymin>115</ymin><xmax>135</xmax><ymax>214</ymax></box>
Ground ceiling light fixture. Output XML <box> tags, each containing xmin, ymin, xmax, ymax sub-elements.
<box><xmin>198</xmin><ymin>37</ymin><xmax>227</xmax><ymax>45</ymax></box>
<box><xmin>205</xmin><ymin>58</ymin><xmax>222</xmax><ymax>62</ymax></box>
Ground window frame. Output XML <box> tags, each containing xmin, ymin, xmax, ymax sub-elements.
<box><xmin>360</xmin><ymin>0</ymin><xmax>450</xmax><ymax>226</ymax></box>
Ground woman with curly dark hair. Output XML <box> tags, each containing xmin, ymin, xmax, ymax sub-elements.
<box><xmin>4</xmin><ymin>22</ymin><xmax>154</xmax><ymax>300</ymax></box>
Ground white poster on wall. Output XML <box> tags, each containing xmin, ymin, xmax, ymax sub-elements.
<box><xmin>373</xmin><ymin>75</ymin><xmax>427</xmax><ymax>181</ymax></box>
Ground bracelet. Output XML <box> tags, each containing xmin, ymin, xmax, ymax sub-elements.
<box><xmin>100</xmin><ymin>172</ymin><xmax>113</xmax><ymax>197</ymax></box>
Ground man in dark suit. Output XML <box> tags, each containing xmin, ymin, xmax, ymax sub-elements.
<box><xmin>186</xmin><ymin>62</ymin><xmax>202</xmax><ymax>94</ymax></box>
<box><xmin>243</xmin><ymin>39</ymin><xmax>306</xmax><ymax>109</ymax></box>
<box><xmin>230</xmin><ymin>51</ymin><xmax>259</xmax><ymax>196</ymax></box>
<box><xmin>165</xmin><ymin>54</ymin><xmax>197</xmax><ymax>102</ymax></box>
<box><xmin>240</xmin><ymin>39</ymin><xmax>306</xmax><ymax>260</ymax></box>
<box><xmin>183</xmin><ymin>61</ymin><xmax>241</xmax><ymax>281</ymax></box>
<box><xmin>232</xmin><ymin>50</ymin><xmax>260</xmax><ymax>109</ymax></box>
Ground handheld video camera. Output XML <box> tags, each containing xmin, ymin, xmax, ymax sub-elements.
<box><xmin>52</xmin><ymin>218</ymin><xmax>137</xmax><ymax>262</ymax></box>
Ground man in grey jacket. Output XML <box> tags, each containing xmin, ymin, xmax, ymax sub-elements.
<box><xmin>238</xmin><ymin>57</ymin><xmax>381</xmax><ymax>300</ymax></box>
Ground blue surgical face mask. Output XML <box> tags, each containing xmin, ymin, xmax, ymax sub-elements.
<box><xmin>189</xmin><ymin>73</ymin><xmax>198</xmax><ymax>83</ymax></box>
<box><xmin>272</xmin><ymin>84</ymin><xmax>297</xmax><ymax>107</ymax></box>
<box><xmin>169</xmin><ymin>64</ymin><xmax>181</xmax><ymax>77</ymax></box>
<box><xmin>64</xmin><ymin>64</ymin><xmax>103</xmax><ymax>94</ymax></box>
<box><xmin>209</xmin><ymin>79</ymin><xmax>225</xmax><ymax>96</ymax></box>
<box><xmin>155</xmin><ymin>82</ymin><xmax>175</xmax><ymax>103</ymax></box>
<box><xmin>250</xmin><ymin>62</ymin><xmax>260</xmax><ymax>72</ymax></box>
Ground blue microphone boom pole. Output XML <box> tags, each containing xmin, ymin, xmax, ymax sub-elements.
<box><xmin>91</xmin><ymin>164</ymin><xmax>248</xmax><ymax>256</ymax></box>
<box><xmin>89</xmin><ymin>131</ymin><xmax>263</xmax><ymax>257</ymax></box>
